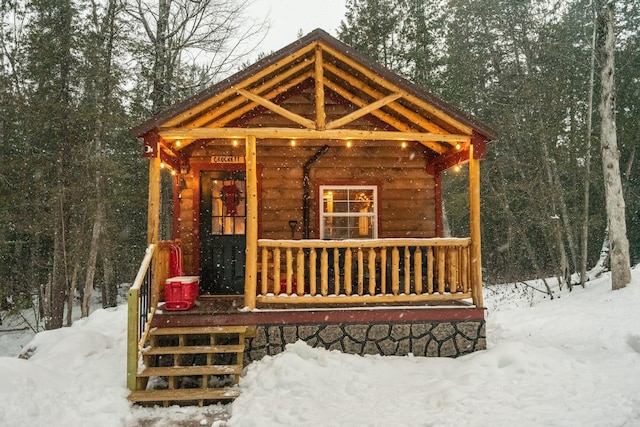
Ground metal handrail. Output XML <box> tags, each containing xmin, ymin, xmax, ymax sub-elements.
<box><xmin>126</xmin><ymin>244</ymin><xmax>156</xmax><ymax>391</ymax></box>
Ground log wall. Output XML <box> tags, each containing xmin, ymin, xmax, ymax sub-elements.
<box><xmin>177</xmin><ymin>88</ymin><xmax>437</xmax><ymax>274</ymax></box>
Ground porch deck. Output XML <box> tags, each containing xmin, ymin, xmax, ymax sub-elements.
<box><xmin>151</xmin><ymin>294</ymin><xmax>482</xmax><ymax>329</ymax></box>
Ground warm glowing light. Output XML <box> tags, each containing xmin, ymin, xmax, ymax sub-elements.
<box><xmin>401</xmin><ymin>142</ymin><xmax>407</xmax><ymax>149</ymax></box>
<box><xmin>454</xmin><ymin>164</ymin><xmax>461</xmax><ymax>172</ymax></box>
<box><xmin>160</xmin><ymin>162</ymin><xmax>166</xmax><ymax>169</ymax></box>
<box><xmin>175</xmin><ymin>140</ymin><xmax>182</xmax><ymax>147</ymax></box>
<box><xmin>456</xmin><ymin>143</ymin><xmax>461</xmax><ymax>150</ymax></box>
<box><xmin>290</xmin><ymin>139</ymin><xmax>296</xmax><ymax>147</ymax></box>
<box><xmin>232</xmin><ymin>139</ymin><xmax>238</xmax><ymax>147</ymax></box>
<box><xmin>171</xmin><ymin>170</ymin><xmax>177</xmax><ymax>176</ymax></box>
<box><xmin>346</xmin><ymin>140</ymin><xmax>352</xmax><ymax>148</ymax></box>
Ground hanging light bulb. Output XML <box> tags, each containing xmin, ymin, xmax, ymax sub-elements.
<box><xmin>401</xmin><ymin>141</ymin><xmax>407</xmax><ymax>149</ymax></box>
<box><xmin>454</xmin><ymin>162</ymin><xmax>461</xmax><ymax>172</ymax></box>
<box><xmin>456</xmin><ymin>143</ymin><xmax>461</xmax><ymax>150</ymax></box>
<box><xmin>346</xmin><ymin>140</ymin><xmax>352</xmax><ymax>148</ymax></box>
<box><xmin>175</xmin><ymin>140</ymin><xmax>182</xmax><ymax>148</ymax></box>
<box><xmin>232</xmin><ymin>139</ymin><xmax>238</xmax><ymax>147</ymax></box>
<box><xmin>160</xmin><ymin>162</ymin><xmax>166</xmax><ymax>169</ymax></box>
<box><xmin>290</xmin><ymin>139</ymin><xmax>296</xmax><ymax>147</ymax></box>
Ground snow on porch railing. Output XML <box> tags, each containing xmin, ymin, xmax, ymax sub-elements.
<box><xmin>256</xmin><ymin>238</ymin><xmax>476</xmax><ymax>306</ymax></box>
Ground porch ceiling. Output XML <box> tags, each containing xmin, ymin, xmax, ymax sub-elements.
<box><xmin>131</xmin><ymin>29</ymin><xmax>497</xmax><ymax>165</ymax></box>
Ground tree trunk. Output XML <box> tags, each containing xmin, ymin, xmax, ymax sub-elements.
<box><xmin>66</xmin><ymin>261</ymin><xmax>80</xmax><ymax>326</ymax></box>
<box><xmin>82</xmin><ymin>200</ymin><xmax>104</xmax><ymax>317</ymax></box>
<box><xmin>487</xmin><ymin>173</ymin><xmax>544</xmax><ymax>280</ymax></box>
<box><xmin>541</xmin><ymin>141</ymin><xmax>570</xmax><ymax>288</ymax></box>
<box><xmin>590</xmin><ymin>225</ymin><xmax>610</xmax><ymax>279</ymax></box>
<box><xmin>598</xmin><ymin>2</ymin><xmax>631</xmax><ymax>290</ymax></box>
<box><xmin>581</xmin><ymin>0</ymin><xmax>598</xmax><ymax>288</ymax></box>
<box><xmin>45</xmin><ymin>206</ymin><xmax>67</xmax><ymax>330</ymax></box>
<box><xmin>152</xmin><ymin>0</ymin><xmax>170</xmax><ymax>113</ymax></box>
<box><xmin>102</xmin><ymin>256</ymin><xmax>117</xmax><ymax>308</ymax></box>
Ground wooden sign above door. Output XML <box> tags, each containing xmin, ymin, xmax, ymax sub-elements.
<box><xmin>211</xmin><ymin>155</ymin><xmax>245</xmax><ymax>164</ymax></box>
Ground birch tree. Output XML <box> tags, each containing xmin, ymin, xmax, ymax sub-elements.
<box><xmin>598</xmin><ymin>1</ymin><xmax>631</xmax><ymax>290</ymax></box>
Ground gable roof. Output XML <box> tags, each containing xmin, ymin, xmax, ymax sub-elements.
<box><xmin>131</xmin><ymin>28</ymin><xmax>496</xmax><ymax>159</ymax></box>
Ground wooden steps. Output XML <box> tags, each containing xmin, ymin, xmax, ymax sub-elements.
<box><xmin>129</xmin><ymin>325</ymin><xmax>248</xmax><ymax>406</ymax></box>
<box><xmin>128</xmin><ymin>388</ymin><xmax>240</xmax><ymax>403</ymax></box>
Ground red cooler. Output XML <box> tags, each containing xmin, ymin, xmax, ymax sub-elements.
<box><xmin>164</xmin><ymin>276</ymin><xmax>199</xmax><ymax>311</ymax></box>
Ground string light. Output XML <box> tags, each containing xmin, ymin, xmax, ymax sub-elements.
<box><xmin>454</xmin><ymin>162</ymin><xmax>461</xmax><ymax>172</ymax></box>
<box><xmin>171</xmin><ymin>170</ymin><xmax>177</xmax><ymax>176</ymax></box>
<box><xmin>160</xmin><ymin>162</ymin><xmax>166</xmax><ymax>169</ymax></box>
<box><xmin>232</xmin><ymin>139</ymin><xmax>238</xmax><ymax>147</ymax></box>
<box><xmin>401</xmin><ymin>142</ymin><xmax>407</xmax><ymax>149</ymax></box>
<box><xmin>346</xmin><ymin>140</ymin><xmax>352</xmax><ymax>148</ymax></box>
<box><xmin>456</xmin><ymin>143</ymin><xmax>461</xmax><ymax>150</ymax></box>
<box><xmin>175</xmin><ymin>140</ymin><xmax>182</xmax><ymax>148</ymax></box>
<box><xmin>290</xmin><ymin>139</ymin><xmax>296</xmax><ymax>147</ymax></box>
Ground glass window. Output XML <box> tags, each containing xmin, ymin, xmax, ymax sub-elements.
<box><xmin>210</xmin><ymin>171</ymin><xmax>246</xmax><ymax>235</ymax></box>
<box><xmin>320</xmin><ymin>186</ymin><xmax>377</xmax><ymax>239</ymax></box>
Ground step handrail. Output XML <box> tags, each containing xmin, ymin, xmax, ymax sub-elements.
<box><xmin>127</xmin><ymin>244</ymin><xmax>156</xmax><ymax>391</ymax></box>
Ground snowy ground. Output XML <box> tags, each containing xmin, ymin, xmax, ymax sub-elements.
<box><xmin>1</xmin><ymin>267</ymin><xmax>640</xmax><ymax>427</ymax></box>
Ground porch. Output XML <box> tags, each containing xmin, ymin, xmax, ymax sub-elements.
<box><xmin>126</xmin><ymin>236</ymin><xmax>486</xmax><ymax>405</ymax></box>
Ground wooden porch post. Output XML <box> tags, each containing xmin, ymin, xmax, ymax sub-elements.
<box><xmin>244</xmin><ymin>135</ymin><xmax>258</xmax><ymax>309</ymax></box>
<box><xmin>147</xmin><ymin>155</ymin><xmax>161</xmax><ymax>246</ymax></box>
<box><xmin>469</xmin><ymin>144</ymin><xmax>483</xmax><ymax>308</ymax></box>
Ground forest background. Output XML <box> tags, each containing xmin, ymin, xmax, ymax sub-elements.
<box><xmin>0</xmin><ymin>0</ymin><xmax>638</xmax><ymax>329</ymax></box>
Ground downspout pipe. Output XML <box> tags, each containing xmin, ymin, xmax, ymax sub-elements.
<box><xmin>303</xmin><ymin>145</ymin><xmax>330</xmax><ymax>239</ymax></box>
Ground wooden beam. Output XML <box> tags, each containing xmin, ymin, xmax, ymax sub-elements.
<box><xmin>430</xmin><ymin>144</ymin><xmax>470</xmax><ymax>174</ymax></box>
<box><xmin>469</xmin><ymin>143</ymin><xmax>483</xmax><ymax>308</ymax></box>
<box><xmin>256</xmin><ymin>292</ymin><xmax>473</xmax><ymax>305</ymax></box>
<box><xmin>159</xmin><ymin>126</ymin><xmax>470</xmax><ymax>144</ymax></box>
<box><xmin>315</xmin><ymin>45</ymin><xmax>326</xmax><ymax>130</ymax></box>
<box><xmin>244</xmin><ymin>135</ymin><xmax>258</xmax><ymax>310</ymax></box>
<box><xmin>324</xmin><ymin>79</ymin><xmax>414</xmax><ymax>132</ymax></box>
<box><xmin>434</xmin><ymin>172</ymin><xmax>443</xmax><ymax>237</ymax></box>
<box><xmin>258</xmin><ymin>237</ymin><xmax>470</xmax><ymax>249</ymax></box>
<box><xmin>188</xmin><ymin>59</ymin><xmax>313</xmax><ymax>128</ymax></box>
<box><xmin>237</xmin><ymin>88</ymin><xmax>315</xmax><ymax>129</ymax></box>
<box><xmin>321</xmin><ymin>43</ymin><xmax>474</xmax><ymax>135</ymax></box>
<box><xmin>161</xmin><ymin>42</ymin><xmax>317</xmax><ymax>128</ymax></box>
<box><xmin>206</xmin><ymin>71</ymin><xmax>312</xmax><ymax>130</ymax></box>
<box><xmin>323</xmin><ymin>62</ymin><xmax>452</xmax><ymax>137</ymax></box>
<box><xmin>325</xmin><ymin>92</ymin><xmax>402</xmax><ymax>130</ymax></box>
<box><xmin>147</xmin><ymin>155</ymin><xmax>161</xmax><ymax>245</ymax></box>
<box><xmin>170</xmin><ymin>138</ymin><xmax>195</xmax><ymax>151</ymax></box>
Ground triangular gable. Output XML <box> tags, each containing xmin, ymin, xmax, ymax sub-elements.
<box><xmin>131</xmin><ymin>29</ymin><xmax>496</xmax><ymax>171</ymax></box>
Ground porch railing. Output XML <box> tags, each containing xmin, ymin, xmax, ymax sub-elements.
<box><xmin>126</xmin><ymin>241</ymin><xmax>175</xmax><ymax>392</ymax></box>
<box><xmin>256</xmin><ymin>238</ymin><xmax>478</xmax><ymax>306</ymax></box>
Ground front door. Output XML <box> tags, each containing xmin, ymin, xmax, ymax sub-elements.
<box><xmin>199</xmin><ymin>170</ymin><xmax>246</xmax><ymax>294</ymax></box>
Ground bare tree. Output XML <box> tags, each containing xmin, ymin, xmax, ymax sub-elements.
<box><xmin>580</xmin><ymin>0</ymin><xmax>597</xmax><ymax>288</ymax></box>
<box><xmin>598</xmin><ymin>1</ymin><xmax>631</xmax><ymax>290</ymax></box>
<box><xmin>126</xmin><ymin>0</ymin><xmax>267</xmax><ymax>113</ymax></box>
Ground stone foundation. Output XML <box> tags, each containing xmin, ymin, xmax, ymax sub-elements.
<box><xmin>244</xmin><ymin>320</ymin><xmax>485</xmax><ymax>363</ymax></box>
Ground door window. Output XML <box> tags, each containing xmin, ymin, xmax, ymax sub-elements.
<box><xmin>209</xmin><ymin>171</ymin><xmax>246</xmax><ymax>235</ymax></box>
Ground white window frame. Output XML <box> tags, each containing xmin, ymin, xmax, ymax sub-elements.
<box><xmin>319</xmin><ymin>185</ymin><xmax>378</xmax><ymax>240</ymax></box>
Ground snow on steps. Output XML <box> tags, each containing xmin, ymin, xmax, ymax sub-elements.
<box><xmin>129</xmin><ymin>325</ymin><xmax>248</xmax><ymax>406</ymax></box>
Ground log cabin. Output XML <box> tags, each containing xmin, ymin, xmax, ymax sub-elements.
<box><xmin>127</xmin><ymin>29</ymin><xmax>497</xmax><ymax>406</ymax></box>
